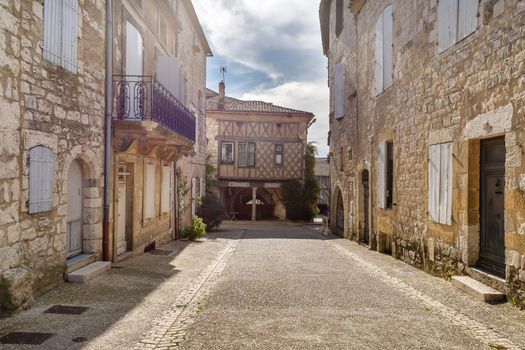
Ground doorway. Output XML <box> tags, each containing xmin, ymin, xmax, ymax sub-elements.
<box><xmin>478</xmin><ymin>137</ymin><xmax>506</xmax><ymax>278</ymax></box>
<box><xmin>117</xmin><ymin>164</ymin><xmax>133</xmax><ymax>256</ymax></box>
<box><xmin>335</xmin><ymin>189</ymin><xmax>344</xmax><ymax>236</ymax></box>
<box><xmin>67</xmin><ymin>160</ymin><xmax>84</xmax><ymax>258</ymax></box>
<box><xmin>362</xmin><ymin>170</ymin><xmax>370</xmax><ymax>245</ymax></box>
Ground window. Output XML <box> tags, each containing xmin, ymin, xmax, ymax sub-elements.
<box><xmin>438</xmin><ymin>0</ymin><xmax>478</xmax><ymax>53</ymax></box>
<box><xmin>161</xmin><ymin>166</ymin><xmax>171</xmax><ymax>213</ymax></box>
<box><xmin>378</xmin><ymin>141</ymin><xmax>394</xmax><ymax>209</ymax></box>
<box><xmin>375</xmin><ymin>5</ymin><xmax>394</xmax><ymax>95</ymax></box>
<box><xmin>275</xmin><ymin>144</ymin><xmax>283</xmax><ymax>165</ymax></box>
<box><xmin>144</xmin><ymin>163</ymin><xmax>156</xmax><ymax>219</ymax></box>
<box><xmin>221</xmin><ymin>142</ymin><xmax>234</xmax><ymax>164</ymax></box>
<box><xmin>28</xmin><ymin>146</ymin><xmax>54</xmax><ymax>214</ymax></box>
<box><xmin>334</xmin><ymin>63</ymin><xmax>345</xmax><ymax>119</ymax></box>
<box><xmin>335</xmin><ymin>0</ymin><xmax>344</xmax><ymax>37</ymax></box>
<box><xmin>239</xmin><ymin>142</ymin><xmax>256</xmax><ymax>167</ymax></box>
<box><xmin>43</xmin><ymin>0</ymin><xmax>79</xmax><ymax>73</ymax></box>
<box><xmin>428</xmin><ymin>143</ymin><xmax>452</xmax><ymax>225</ymax></box>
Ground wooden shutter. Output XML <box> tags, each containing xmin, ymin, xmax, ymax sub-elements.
<box><xmin>334</xmin><ymin>63</ymin><xmax>345</xmax><ymax>119</ymax></box>
<box><xmin>428</xmin><ymin>144</ymin><xmax>440</xmax><ymax>221</ymax></box>
<box><xmin>157</xmin><ymin>55</ymin><xmax>182</xmax><ymax>98</ymax></box>
<box><xmin>29</xmin><ymin>146</ymin><xmax>54</xmax><ymax>214</ymax></box>
<box><xmin>378</xmin><ymin>142</ymin><xmax>387</xmax><ymax>209</ymax></box>
<box><xmin>144</xmin><ymin>164</ymin><xmax>156</xmax><ymax>219</ymax></box>
<box><xmin>438</xmin><ymin>0</ymin><xmax>458</xmax><ymax>53</ymax></box>
<box><xmin>43</xmin><ymin>0</ymin><xmax>62</xmax><ymax>66</ymax></box>
<box><xmin>383</xmin><ymin>5</ymin><xmax>394</xmax><ymax>89</ymax></box>
<box><xmin>126</xmin><ymin>21</ymin><xmax>143</xmax><ymax>76</ymax></box>
<box><xmin>439</xmin><ymin>143</ymin><xmax>453</xmax><ymax>225</ymax></box>
<box><xmin>200</xmin><ymin>177</ymin><xmax>206</xmax><ymax>198</ymax></box>
<box><xmin>375</xmin><ymin>13</ymin><xmax>384</xmax><ymax>94</ymax></box>
<box><xmin>161</xmin><ymin>166</ymin><xmax>171</xmax><ymax>213</ymax></box>
<box><xmin>61</xmin><ymin>0</ymin><xmax>78</xmax><ymax>73</ymax></box>
<box><xmin>458</xmin><ymin>0</ymin><xmax>478</xmax><ymax>41</ymax></box>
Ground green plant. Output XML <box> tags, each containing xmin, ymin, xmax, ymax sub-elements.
<box><xmin>176</xmin><ymin>168</ymin><xmax>190</xmax><ymax>231</ymax></box>
<box><xmin>281</xmin><ymin>142</ymin><xmax>320</xmax><ymax>221</ymax></box>
<box><xmin>488</xmin><ymin>343</ymin><xmax>507</xmax><ymax>349</ymax></box>
<box><xmin>205</xmin><ymin>154</ymin><xmax>217</xmax><ymax>190</ymax></box>
<box><xmin>182</xmin><ymin>216</ymin><xmax>207</xmax><ymax>241</ymax></box>
<box><xmin>197</xmin><ymin>193</ymin><xmax>226</xmax><ymax>230</ymax></box>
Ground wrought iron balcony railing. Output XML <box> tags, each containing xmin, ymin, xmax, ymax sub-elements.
<box><xmin>113</xmin><ymin>75</ymin><xmax>196</xmax><ymax>142</ymax></box>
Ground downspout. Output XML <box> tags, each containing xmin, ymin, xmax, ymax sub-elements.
<box><xmin>173</xmin><ymin>160</ymin><xmax>178</xmax><ymax>240</ymax></box>
<box><xmin>103</xmin><ymin>0</ymin><xmax>113</xmax><ymax>261</ymax></box>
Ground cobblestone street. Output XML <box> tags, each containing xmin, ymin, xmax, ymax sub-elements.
<box><xmin>2</xmin><ymin>222</ymin><xmax>525</xmax><ymax>349</ymax></box>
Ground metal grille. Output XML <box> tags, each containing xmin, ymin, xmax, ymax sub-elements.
<box><xmin>0</xmin><ymin>332</ymin><xmax>55</xmax><ymax>345</ymax></box>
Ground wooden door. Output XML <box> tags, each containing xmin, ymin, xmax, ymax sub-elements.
<box><xmin>362</xmin><ymin>170</ymin><xmax>370</xmax><ymax>244</ymax></box>
<box><xmin>336</xmin><ymin>190</ymin><xmax>344</xmax><ymax>235</ymax></box>
<box><xmin>67</xmin><ymin>160</ymin><xmax>83</xmax><ymax>258</ymax></box>
<box><xmin>478</xmin><ymin>137</ymin><xmax>505</xmax><ymax>278</ymax></box>
<box><xmin>117</xmin><ymin>182</ymin><xmax>127</xmax><ymax>256</ymax></box>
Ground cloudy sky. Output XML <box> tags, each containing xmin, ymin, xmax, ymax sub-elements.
<box><xmin>193</xmin><ymin>0</ymin><xmax>330</xmax><ymax>156</ymax></box>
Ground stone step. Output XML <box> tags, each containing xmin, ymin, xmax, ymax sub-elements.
<box><xmin>68</xmin><ymin>261</ymin><xmax>111</xmax><ymax>283</ymax></box>
<box><xmin>66</xmin><ymin>253</ymin><xmax>96</xmax><ymax>274</ymax></box>
<box><xmin>452</xmin><ymin>276</ymin><xmax>506</xmax><ymax>303</ymax></box>
<box><xmin>465</xmin><ymin>267</ymin><xmax>507</xmax><ymax>293</ymax></box>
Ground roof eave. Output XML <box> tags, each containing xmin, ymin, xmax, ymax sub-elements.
<box><xmin>183</xmin><ymin>0</ymin><xmax>213</xmax><ymax>56</ymax></box>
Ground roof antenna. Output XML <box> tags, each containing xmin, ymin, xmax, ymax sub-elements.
<box><xmin>220</xmin><ymin>65</ymin><xmax>227</xmax><ymax>83</ymax></box>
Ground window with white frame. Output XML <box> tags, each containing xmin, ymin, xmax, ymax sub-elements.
<box><xmin>428</xmin><ymin>142</ymin><xmax>453</xmax><ymax>225</ymax></box>
<box><xmin>375</xmin><ymin>4</ymin><xmax>394</xmax><ymax>95</ymax></box>
<box><xmin>239</xmin><ymin>142</ymin><xmax>255</xmax><ymax>167</ymax></box>
<box><xmin>438</xmin><ymin>0</ymin><xmax>479</xmax><ymax>53</ymax></box>
<box><xmin>221</xmin><ymin>142</ymin><xmax>234</xmax><ymax>164</ymax></box>
<box><xmin>43</xmin><ymin>0</ymin><xmax>79</xmax><ymax>73</ymax></box>
<box><xmin>275</xmin><ymin>144</ymin><xmax>283</xmax><ymax>166</ymax></box>
<box><xmin>334</xmin><ymin>63</ymin><xmax>345</xmax><ymax>119</ymax></box>
<box><xmin>144</xmin><ymin>163</ymin><xmax>156</xmax><ymax>219</ymax></box>
<box><xmin>28</xmin><ymin>146</ymin><xmax>54</xmax><ymax>214</ymax></box>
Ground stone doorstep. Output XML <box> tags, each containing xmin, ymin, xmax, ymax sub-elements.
<box><xmin>452</xmin><ymin>276</ymin><xmax>506</xmax><ymax>303</ymax></box>
<box><xmin>465</xmin><ymin>267</ymin><xmax>508</xmax><ymax>294</ymax></box>
<box><xmin>66</xmin><ymin>253</ymin><xmax>96</xmax><ymax>274</ymax></box>
<box><xmin>115</xmin><ymin>251</ymin><xmax>134</xmax><ymax>263</ymax></box>
<box><xmin>67</xmin><ymin>261</ymin><xmax>112</xmax><ymax>283</ymax></box>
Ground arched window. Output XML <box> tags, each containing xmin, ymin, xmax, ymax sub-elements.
<box><xmin>28</xmin><ymin>146</ymin><xmax>54</xmax><ymax>213</ymax></box>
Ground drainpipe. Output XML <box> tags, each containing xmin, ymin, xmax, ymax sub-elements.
<box><xmin>103</xmin><ymin>0</ymin><xmax>113</xmax><ymax>261</ymax></box>
<box><xmin>173</xmin><ymin>160</ymin><xmax>178</xmax><ymax>240</ymax></box>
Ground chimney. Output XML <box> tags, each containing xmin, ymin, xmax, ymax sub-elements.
<box><xmin>218</xmin><ymin>81</ymin><xmax>225</xmax><ymax>110</ymax></box>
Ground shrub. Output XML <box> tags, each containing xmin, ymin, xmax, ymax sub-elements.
<box><xmin>182</xmin><ymin>216</ymin><xmax>207</xmax><ymax>241</ymax></box>
<box><xmin>197</xmin><ymin>193</ymin><xmax>226</xmax><ymax>230</ymax></box>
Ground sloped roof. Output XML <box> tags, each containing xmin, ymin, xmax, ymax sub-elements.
<box><xmin>206</xmin><ymin>89</ymin><xmax>313</xmax><ymax>116</ymax></box>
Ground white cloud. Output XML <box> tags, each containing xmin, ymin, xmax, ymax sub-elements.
<box><xmin>241</xmin><ymin>81</ymin><xmax>329</xmax><ymax>156</ymax></box>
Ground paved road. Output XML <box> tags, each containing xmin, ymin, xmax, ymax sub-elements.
<box><xmin>2</xmin><ymin>222</ymin><xmax>525</xmax><ymax>350</ymax></box>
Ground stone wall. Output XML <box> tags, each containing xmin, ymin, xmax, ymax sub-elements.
<box><xmin>0</xmin><ymin>0</ymin><xmax>105</xmax><ymax>312</ymax></box>
<box><xmin>325</xmin><ymin>0</ymin><xmax>525</xmax><ymax>304</ymax></box>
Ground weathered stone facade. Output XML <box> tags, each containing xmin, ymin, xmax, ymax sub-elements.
<box><xmin>320</xmin><ymin>0</ymin><xmax>525</xmax><ymax>304</ymax></box>
<box><xmin>0</xmin><ymin>0</ymin><xmax>105</xmax><ymax>312</ymax></box>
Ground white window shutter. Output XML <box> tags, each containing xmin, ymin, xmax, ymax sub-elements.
<box><xmin>375</xmin><ymin>13</ymin><xmax>384</xmax><ymax>94</ymax></box>
<box><xmin>378</xmin><ymin>142</ymin><xmax>387</xmax><ymax>209</ymax></box>
<box><xmin>438</xmin><ymin>0</ymin><xmax>458</xmax><ymax>53</ymax></box>
<box><xmin>439</xmin><ymin>143</ymin><xmax>453</xmax><ymax>225</ymax></box>
<box><xmin>200</xmin><ymin>177</ymin><xmax>205</xmax><ymax>197</ymax></box>
<box><xmin>144</xmin><ymin>164</ymin><xmax>156</xmax><ymax>219</ymax></box>
<box><xmin>428</xmin><ymin>144</ymin><xmax>441</xmax><ymax>221</ymax></box>
<box><xmin>383</xmin><ymin>5</ymin><xmax>394</xmax><ymax>89</ymax></box>
<box><xmin>458</xmin><ymin>0</ymin><xmax>478</xmax><ymax>41</ymax></box>
<box><xmin>43</xmin><ymin>0</ymin><xmax>62</xmax><ymax>66</ymax></box>
<box><xmin>334</xmin><ymin>63</ymin><xmax>345</xmax><ymax>119</ymax></box>
<box><xmin>61</xmin><ymin>0</ymin><xmax>78</xmax><ymax>73</ymax></box>
<box><xmin>161</xmin><ymin>166</ymin><xmax>171</xmax><ymax>213</ymax></box>
<box><xmin>157</xmin><ymin>56</ymin><xmax>181</xmax><ymax>98</ymax></box>
<box><xmin>126</xmin><ymin>21</ymin><xmax>143</xmax><ymax>76</ymax></box>
<box><xmin>29</xmin><ymin>146</ymin><xmax>54</xmax><ymax>214</ymax></box>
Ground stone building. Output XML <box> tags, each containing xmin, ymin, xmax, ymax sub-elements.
<box><xmin>315</xmin><ymin>157</ymin><xmax>331</xmax><ymax>215</ymax></box>
<box><xmin>206</xmin><ymin>83</ymin><xmax>314</xmax><ymax>220</ymax></box>
<box><xmin>0</xmin><ymin>0</ymin><xmax>106</xmax><ymax>311</ymax></box>
<box><xmin>320</xmin><ymin>0</ymin><xmax>525</xmax><ymax>303</ymax></box>
<box><xmin>110</xmin><ymin>0</ymin><xmax>210</xmax><ymax>259</ymax></box>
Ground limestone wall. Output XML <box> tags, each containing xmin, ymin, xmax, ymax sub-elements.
<box><xmin>326</xmin><ymin>0</ymin><xmax>525</xmax><ymax>303</ymax></box>
<box><xmin>0</xmin><ymin>0</ymin><xmax>105</xmax><ymax>312</ymax></box>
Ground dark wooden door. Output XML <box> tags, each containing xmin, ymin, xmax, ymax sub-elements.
<box><xmin>478</xmin><ymin>137</ymin><xmax>505</xmax><ymax>278</ymax></box>
<box><xmin>336</xmin><ymin>191</ymin><xmax>344</xmax><ymax>235</ymax></box>
<box><xmin>362</xmin><ymin>170</ymin><xmax>370</xmax><ymax>244</ymax></box>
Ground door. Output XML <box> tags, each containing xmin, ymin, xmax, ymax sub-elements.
<box><xmin>67</xmin><ymin>160</ymin><xmax>83</xmax><ymax>258</ymax></box>
<box><xmin>126</xmin><ymin>21</ymin><xmax>143</xmax><ymax>118</ymax></box>
<box><xmin>336</xmin><ymin>190</ymin><xmax>344</xmax><ymax>235</ymax></box>
<box><xmin>362</xmin><ymin>170</ymin><xmax>370</xmax><ymax>244</ymax></box>
<box><xmin>478</xmin><ymin>137</ymin><xmax>506</xmax><ymax>278</ymax></box>
<box><xmin>117</xmin><ymin>165</ymin><xmax>129</xmax><ymax>256</ymax></box>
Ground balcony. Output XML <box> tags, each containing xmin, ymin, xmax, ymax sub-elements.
<box><xmin>112</xmin><ymin>75</ymin><xmax>196</xmax><ymax>160</ymax></box>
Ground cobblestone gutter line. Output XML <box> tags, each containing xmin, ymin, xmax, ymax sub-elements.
<box><xmin>134</xmin><ymin>233</ymin><xmax>244</xmax><ymax>350</ymax></box>
<box><xmin>329</xmin><ymin>242</ymin><xmax>523</xmax><ymax>350</ymax></box>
